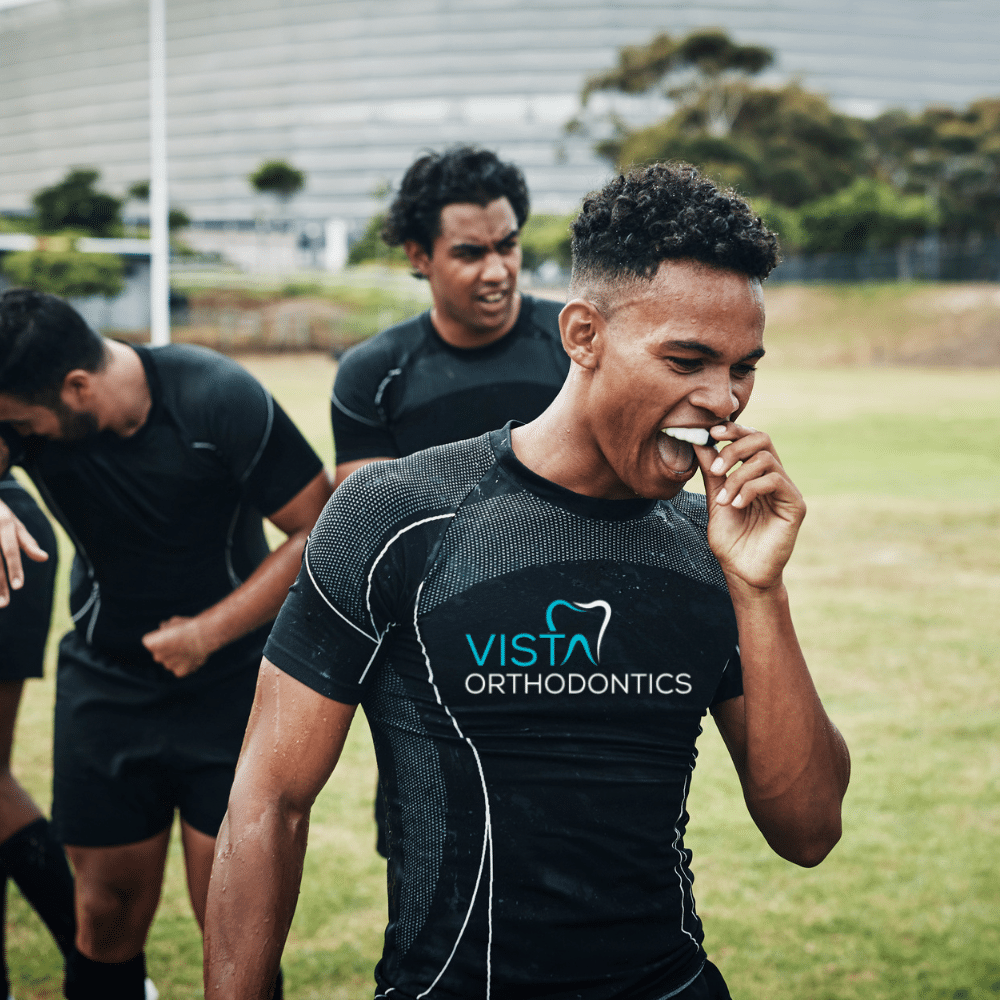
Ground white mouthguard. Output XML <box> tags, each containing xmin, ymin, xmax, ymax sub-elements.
<box><xmin>661</xmin><ymin>427</ymin><xmax>712</xmax><ymax>446</ymax></box>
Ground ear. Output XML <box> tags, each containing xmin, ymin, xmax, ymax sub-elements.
<box><xmin>403</xmin><ymin>239</ymin><xmax>432</xmax><ymax>278</ymax></box>
<box><xmin>59</xmin><ymin>369</ymin><xmax>96</xmax><ymax>409</ymax></box>
<box><xmin>558</xmin><ymin>299</ymin><xmax>605</xmax><ymax>371</ymax></box>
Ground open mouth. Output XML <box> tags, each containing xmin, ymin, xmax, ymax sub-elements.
<box><xmin>478</xmin><ymin>290</ymin><xmax>508</xmax><ymax>305</ymax></box>
<box><xmin>656</xmin><ymin>427</ymin><xmax>713</xmax><ymax>476</ymax></box>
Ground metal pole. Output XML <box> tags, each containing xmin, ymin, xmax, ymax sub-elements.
<box><xmin>149</xmin><ymin>0</ymin><xmax>170</xmax><ymax>345</ymax></box>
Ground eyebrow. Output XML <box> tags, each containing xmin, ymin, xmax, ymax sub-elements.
<box><xmin>664</xmin><ymin>339</ymin><xmax>765</xmax><ymax>362</ymax></box>
<box><xmin>449</xmin><ymin>228</ymin><xmax>520</xmax><ymax>254</ymax></box>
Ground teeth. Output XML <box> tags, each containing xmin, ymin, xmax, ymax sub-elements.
<box><xmin>661</xmin><ymin>427</ymin><xmax>711</xmax><ymax>446</ymax></box>
<box><xmin>481</xmin><ymin>293</ymin><xmax>504</xmax><ymax>303</ymax></box>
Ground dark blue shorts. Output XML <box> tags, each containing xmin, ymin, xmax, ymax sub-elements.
<box><xmin>52</xmin><ymin>630</ymin><xmax>260</xmax><ymax>847</ymax></box>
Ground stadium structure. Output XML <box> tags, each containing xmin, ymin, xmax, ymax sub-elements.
<box><xmin>2</xmin><ymin>0</ymin><xmax>1000</xmax><ymax>269</ymax></box>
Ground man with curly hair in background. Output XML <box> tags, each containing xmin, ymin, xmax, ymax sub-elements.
<box><xmin>206</xmin><ymin>163</ymin><xmax>851</xmax><ymax>1000</ymax></box>
<box><xmin>331</xmin><ymin>144</ymin><xmax>569</xmax><ymax>856</ymax></box>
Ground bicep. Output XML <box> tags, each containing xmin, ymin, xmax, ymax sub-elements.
<box><xmin>235</xmin><ymin>659</ymin><xmax>357</xmax><ymax>813</ymax></box>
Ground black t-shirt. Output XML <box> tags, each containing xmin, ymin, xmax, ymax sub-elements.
<box><xmin>331</xmin><ymin>294</ymin><xmax>568</xmax><ymax>462</ymax></box>
<box><xmin>0</xmin><ymin>474</ymin><xmax>58</xmax><ymax>681</ymax></box>
<box><xmin>266</xmin><ymin>426</ymin><xmax>743</xmax><ymax>1000</ymax></box>
<box><xmin>0</xmin><ymin>344</ymin><xmax>323</xmax><ymax>686</ymax></box>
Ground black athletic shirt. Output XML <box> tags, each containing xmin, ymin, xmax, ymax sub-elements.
<box><xmin>0</xmin><ymin>474</ymin><xmax>57</xmax><ymax>681</ymax></box>
<box><xmin>330</xmin><ymin>294</ymin><xmax>568</xmax><ymax>462</ymax></box>
<box><xmin>266</xmin><ymin>425</ymin><xmax>743</xmax><ymax>1000</ymax></box>
<box><xmin>0</xmin><ymin>344</ymin><xmax>323</xmax><ymax>687</ymax></box>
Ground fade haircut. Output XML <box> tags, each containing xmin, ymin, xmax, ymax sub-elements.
<box><xmin>0</xmin><ymin>289</ymin><xmax>106</xmax><ymax>404</ymax></box>
<box><xmin>569</xmin><ymin>163</ymin><xmax>779</xmax><ymax>307</ymax></box>
<box><xmin>382</xmin><ymin>145</ymin><xmax>531</xmax><ymax>262</ymax></box>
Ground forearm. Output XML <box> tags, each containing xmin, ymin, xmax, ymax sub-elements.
<box><xmin>729</xmin><ymin>580</ymin><xmax>850</xmax><ymax>865</ymax></box>
<box><xmin>194</xmin><ymin>531</ymin><xmax>307</xmax><ymax>657</ymax></box>
<box><xmin>203</xmin><ymin>793</ymin><xmax>309</xmax><ymax>998</ymax></box>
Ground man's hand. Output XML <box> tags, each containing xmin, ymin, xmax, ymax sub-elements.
<box><xmin>695</xmin><ymin>423</ymin><xmax>805</xmax><ymax>593</ymax></box>
<box><xmin>142</xmin><ymin>615</ymin><xmax>210</xmax><ymax>678</ymax></box>
<box><xmin>0</xmin><ymin>497</ymin><xmax>49</xmax><ymax>608</ymax></box>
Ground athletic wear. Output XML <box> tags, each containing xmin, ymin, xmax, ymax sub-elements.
<box><xmin>266</xmin><ymin>426</ymin><xmax>743</xmax><ymax>1000</ymax></box>
<box><xmin>0</xmin><ymin>344</ymin><xmax>323</xmax><ymax>845</ymax></box>
<box><xmin>2</xmin><ymin>345</ymin><xmax>322</xmax><ymax>686</ymax></box>
<box><xmin>52</xmin><ymin>630</ymin><xmax>259</xmax><ymax>845</ymax></box>
<box><xmin>331</xmin><ymin>294</ymin><xmax>568</xmax><ymax>463</ymax></box>
<box><xmin>0</xmin><ymin>474</ymin><xmax>57</xmax><ymax>681</ymax></box>
<box><xmin>0</xmin><ymin>817</ymin><xmax>75</xmax><ymax>958</ymax></box>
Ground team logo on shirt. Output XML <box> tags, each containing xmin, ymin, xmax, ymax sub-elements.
<box><xmin>462</xmin><ymin>599</ymin><xmax>692</xmax><ymax>697</ymax></box>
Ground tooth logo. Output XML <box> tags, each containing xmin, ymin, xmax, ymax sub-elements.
<box><xmin>544</xmin><ymin>600</ymin><xmax>611</xmax><ymax>665</ymax></box>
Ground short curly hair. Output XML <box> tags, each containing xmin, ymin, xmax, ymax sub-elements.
<box><xmin>382</xmin><ymin>145</ymin><xmax>530</xmax><ymax>257</ymax></box>
<box><xmin>570</xmin><ymin>163</ymin><xmax>778</xmax><ymax>297</ymax></box>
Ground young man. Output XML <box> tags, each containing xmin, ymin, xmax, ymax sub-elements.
<box><xmin>0</xmin><ymin>290</ymin><xmax>331</xmax><ymax>999</ymax></box>
<box><xmin>332</xmin><ymin>145</ymin><xmax>570</xmax><ymax>855</ymax></box>
<box><xmin>205</xmin><ymin>164</ymin><xmax>850</xmax><ymax>1000</ymax></box>
<box><xmin>0</xmin><ymin>474</ymin><xmax>76</xmax><ymax>992</ymax></box>
<box><xmin>331</xmin><ymin>145</ymin><xmax>569</xmax><ymax>487</ymax></box>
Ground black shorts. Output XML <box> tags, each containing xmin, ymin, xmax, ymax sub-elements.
<box><xmin>663</xmin><ymin>960</ymin><xmax>732</xmax><ymax>1000</ymax></box>
<box><xmin>52</xmin><ymin>630</ymin><xmax>260</xmax><ymax>847</ymax></box>
<box><xmin>0</xmin><ymin>476</ymin><xmax>57</xmax><ymax>682</ymax></box>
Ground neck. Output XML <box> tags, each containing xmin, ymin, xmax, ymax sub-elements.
<box><xmin>430</xmin><ymin>291</ymin><xmax>522</xmax><ymax>349</ymax></box>
<box><xmin>510</xmin><ymin>373</ymin><xmax>637</xmax><ymax>500</ymax></box>
<box><xmin>96</xmin><ymin>341</ymin><xmax>153</xmax><ymax>436</ymax></box>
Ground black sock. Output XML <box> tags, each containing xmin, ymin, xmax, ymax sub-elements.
<box><xmin>64</xmin><ymin>951</ymin><xmax>145</xmax><ymax>1000</ymax></box>
<box><xmin>272</xmin><ymin>966</ymin><xmax>283</xmax><ymax>1000</ymax></box>
<box><xmin>0</xmin><ymin>818</ymin><xmax>76</xmax><ymax>959</ymax></box>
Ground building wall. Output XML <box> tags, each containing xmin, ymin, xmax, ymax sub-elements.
<box><xmin>2</xmin><ymin>0</ymin><xmax>999</xmax><ymax>227</ymax></box>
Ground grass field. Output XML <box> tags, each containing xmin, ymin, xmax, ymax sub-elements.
<box><xmin>6</xmin><ymin>292</ymin><xmax>1000</xmax><ymax>998</ymax></box>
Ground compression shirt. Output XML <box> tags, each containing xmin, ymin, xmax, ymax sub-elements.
<box><xmin>330</xmin><ymin>294</ymin><xmax>568</xmax><ymax>462</ymax></box>
<box><xmin>0</xmin><ymin>344</ymin><xmax>322</xmax><ymax>685</ymax></box>
<box><xmin>266</xmin><ymin>425</ymin><xmax>743</xmax><ymax>1000</ymax></box>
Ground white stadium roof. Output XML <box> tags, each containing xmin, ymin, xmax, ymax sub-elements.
<box><xmin>2</xmin><ymin>0</ymin><xmax>999</xmax><ymax>226</ymax></box>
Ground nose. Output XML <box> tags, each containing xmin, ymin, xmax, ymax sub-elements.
<box><xmin>481</xmin><ymin>250</ymin><xmax>508</xmax><ymax>283</ymax></box>
<box><xmin>687</xmin><ymin>369</ymin><xmax>740</xmax><ymax>420</ymax></box>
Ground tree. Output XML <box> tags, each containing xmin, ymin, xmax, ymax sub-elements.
<box><xmin>249</xmin><ymin>160</ymin><xmax>306</xmax><ymax>202</ymax></box>
<box><xmin>1</xmin><ymin>250</ymin><xmax>124</xmax><ymax>298</ymax></box>
<box><xmin>127</xmin><ymin>180</ymin><xmax>191</xmax><ymax>232</ymax></box>
<box><xmin>33</xmin><ymin>169</ymin><xmax>122</xmax><ymax>237</ymax></box>
<box><xmin>797</xmin><ymin>178</ymin><xmax>937</xmax><ymax>253</ymax></box>
<box><xmin>583</xmin><ymin>28</ymin><xmax>774</xmax><ymax>139</ymax></box>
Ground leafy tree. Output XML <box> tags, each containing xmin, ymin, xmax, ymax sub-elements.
<box><xmin>346</xmin><ymin>214</ymin><xmax>410</xmax><ymax>267</ymax></box>
<box><xmin>797</xmin><ymin>178</ymin><xmax>937</xmax><ymax>253</ymax></box>
<box><xmin>33</xmin><ymin>169</ymin><xmax>122</xmax><ymax>237</ymax></box>
<box><xmin>1</xmin><ymin>250</ymin><xmax>124</xmax><ymax>297</ymax></box>
<box><xmin>584</xmin><ymin>28</ymin><xmax>773</xmax><ymax>138</ymax></box>
<box><xmin>519</xmin><ymin>213</ymin><xmax>575</xmax><ymax>272</ymax></box>
<box><xmin>866</xmin><ymin>99</ymin><xmax>1000</xmax><ymax>237</ymax></box>
<box><xmin>127</xmin><ymin>180</ymin><xmax>191</xmax><ymax>232</ymax></box>
<box><xmin>249</xmin><ymin>160</ymin><xmax>306</xmax><ymax>201</ymax></box>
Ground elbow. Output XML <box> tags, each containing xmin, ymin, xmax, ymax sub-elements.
<box><xmin>769</xmin><ymin>813</ymin><xmax>843</xmax><ymax>868</ymax></box>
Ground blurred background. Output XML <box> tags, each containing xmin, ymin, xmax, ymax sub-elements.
<box><xmin>1</xmin><ymin>2</ymin><xmax>998</xmax><ymax>998</ymax></box>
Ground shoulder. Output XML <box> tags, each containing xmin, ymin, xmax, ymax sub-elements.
<box><xmin>518</xmin><ymin>294</ymin><xmax>563</xmax><ymax>338</ymax></box>
<box><xmin>149</xmin><ymin>344</ymin><xmax>265</xmax><ymax>409</ymax></box>
<box><xmin>335</xmin><ymin>312</ymin><xmax>428</xmax><ymax>385</ymax></box>
<box><xmin>659</xmin><ymin>490</ymin><xmax>728</xmax><ymax>592</ymax></box>
<box><xmin>665</xmin><ymin>489</ymin><xmax>709</xmax><ymax>531</ymax></box>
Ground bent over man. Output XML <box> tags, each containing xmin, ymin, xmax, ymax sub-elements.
<box><xmin>0</xmin><ymin>290</ymin><xmax>331</xmax><ymax>999</ymax></box>
<box><xmin>206</xmin><ymin>164</ymin><xmax>850</xmax><ymax>1000</ymax></box>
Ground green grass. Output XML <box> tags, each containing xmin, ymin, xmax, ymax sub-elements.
<box><xmin>6</xmin><ymin>337</ymin><xmax>1000</xmax><ymax>997</ymax></box>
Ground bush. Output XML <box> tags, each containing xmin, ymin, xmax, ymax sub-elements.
<box><xmin>1</xmin><ymin>250</ymin><xmax>125</xmax><ymax>298</ymax></box>
<box><xmin>520</xmin><ymin>213</ymin><xmax>576</xmax><ymax>272</ymax></box>
<box><xmin>347</xmin><ymin>214</ymin><xmax>410</xmax><ymax>268</ymax></box>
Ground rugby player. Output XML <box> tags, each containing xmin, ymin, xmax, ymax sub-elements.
<box><xmin>332</xmin><ymin>145</ymin><xmax>569</xmax><ymax>854</ymax></box>
<box><xmin>0</xmin><ymin>290</ymin><xmax>331</xmax><ymax>999</ymax></box>
<box><xmin>205</xmin><ymin>163</ymin><xmax>850</xmax><ymax>1000</ymax></box>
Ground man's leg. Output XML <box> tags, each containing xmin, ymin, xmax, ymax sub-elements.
<box><xmin>0</xmin><ymin>681</ymin><xmax>76</xmax><ymax>961</ymax></box>
<box><xmin>64</xmin><ymin>829</ymin><xmax>170</xmax><ymax>999</ymax></box>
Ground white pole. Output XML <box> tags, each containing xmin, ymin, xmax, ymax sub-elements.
<box><xmin>149</xmin><ymin>0</ymin><xmax>170</xmax><ymax>345</ymax></box>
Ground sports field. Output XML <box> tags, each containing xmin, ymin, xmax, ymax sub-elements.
<box><xmin>6</xmin><ymin>287</ymin><xmax>1000</xmax><ymax>998</ymax></box>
